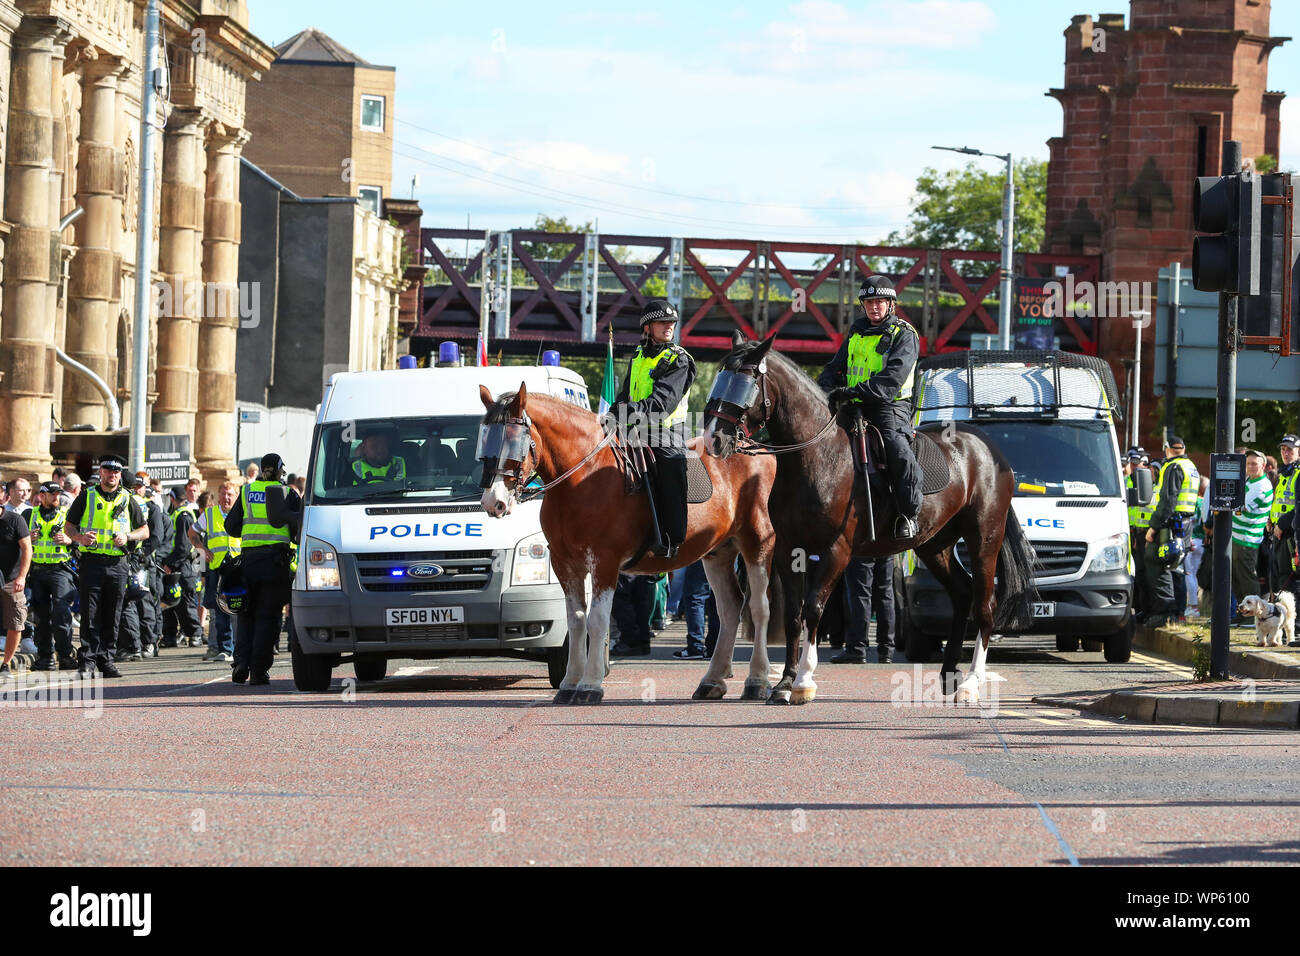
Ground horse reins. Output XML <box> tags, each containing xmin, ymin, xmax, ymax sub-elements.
<box><xmin>710</xmin><ymin>360</ymin><xmax>838</xmax><ymax>456</ymax></box>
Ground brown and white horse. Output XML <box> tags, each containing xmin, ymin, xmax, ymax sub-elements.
<box><xmin>478</xmin><ymin>384</ymin><xmax>779</xmax><ymax>705</ymax></box>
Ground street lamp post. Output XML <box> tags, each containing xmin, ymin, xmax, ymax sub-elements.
<box><xmin>932</xmin><ymin>145</ymin><xmax>1015</xmax><ymax>349</ymax></box>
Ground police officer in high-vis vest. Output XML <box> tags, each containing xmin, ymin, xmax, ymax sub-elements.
<box><xmin>1266</xmin><ymin>433</ymin><xmax>1298</xmax><ymax>605</ymax></box>
<box><xmin>352</xmin><ymin>425</ymin><xmax>406</xmax><ymax>485</ymax></box>
<box><xmin>116</xmin><ymin>472</ymin><xmax>165</xmax><ymax>661</ymax></box>
<box><xmin>223</xmin><ymin>453</ymin><xmax>301</xmax><ymax>685</ymax></box>
<box><xmin>1142</xmin><ymin>435</ymin><xmax>1200</xmax><ymax>627</ymax></box>
<box><xmin>66</xmin><ymin>455</ymin><xmax>149</xmax><ymax>677</ymax></box>
<box><xmin>26</xmin><ymin>482</ymin><xmax>78</xmax><ymax>671</ymax></box>
<box><xmin>1125</xmin><ymin>447</ymin><xmax>1153</xmax><ymax>615</ymax></box>
<box><xmin>190</xmin><ymin>480</ymin><xmax>241</xmax><ymax>663</ymax></box>
<box><xmin>160</xmin><ymin>486</ymin><xmax>203</xmax><ymax>648</ymax></box>
<box><xmin>820</xmin><ymin>275</ymin><xmax>923</xmax><ymax>539</ymax></box>
<box><xmin>612</xmin><ymin>299</ymin><xmax>697</xmax><ymax>558</ymax></box>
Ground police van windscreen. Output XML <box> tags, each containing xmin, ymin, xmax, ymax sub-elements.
<box><xmin>976</xmin><ymin>420</ymin><xmax>1120</xmax><ymax>497</ymax></box>
<box><xmin>309</xmin><ymin>417</ymin><xmax>485</xmax><ymax>503</ymax></box>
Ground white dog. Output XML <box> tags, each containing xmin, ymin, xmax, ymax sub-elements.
<box><xmin>1238</xmin><ymin>593</ymin><xmax>1296</xmax><ymax>648</ymax></box>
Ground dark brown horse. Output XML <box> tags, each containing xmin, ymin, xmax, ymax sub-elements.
<box><xmin>478</xmin><ymin>384</ymin><xmax>779</xmax><ymax>704</ymax></box>
<box><xmin>702</xmin><ymin>335</ymin><xmax>1038</xmax><ymax>703</ymax></box>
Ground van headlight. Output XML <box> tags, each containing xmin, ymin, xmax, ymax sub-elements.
<box><xmin>305</xmin><ymin>536</ymin><xmax>341</xmax><ymax>590</ymax></box>
<box><xmin>1088</xmin><ymin>533</ymin><xmax>1129</xmax><ymax>573</ymax></box>
<box><xmin>511</xmin><ymin>532</ymin><xmax>554</xmax><ymax>586</ymax></box>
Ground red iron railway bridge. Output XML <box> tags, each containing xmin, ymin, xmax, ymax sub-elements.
<box><xmin>413</xmin><ymin>227</ymin><xmax>1101</xmax><ymax>361</ymax></box>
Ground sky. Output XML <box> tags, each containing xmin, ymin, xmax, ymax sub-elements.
<box><xmin>247</xmin><ymin>0</ymin><xmax>1300</xmax><ymax>248</ymax></box>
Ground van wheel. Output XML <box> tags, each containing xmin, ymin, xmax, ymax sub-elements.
<box><xmin>354</xmin><ymin>654</ymin><xmax>388</xmax><ymax>682</ymax></box>
<box><xmin>547</xmin><ymin>639</ymin><xmax>568</xmax><ymax>689</ymax></box>
<box><xmin>1055</xmin><ymin>635</ymin><xmax>1080</xmax><ymax>652</ymax></box>
<box><xmin>1104</xmin><ymin>619</ymin><xmax>1134</xmax><ymax>663</ymax></box>
<box><xmin>1081</xmin><ymin>638</ymin><xmax>1104</xmax><ymax>653</ymax></box>
<box><xmin>290</xmin><ymin>630</ymin><xmax>333</xmax><ymax>692</ymax></box>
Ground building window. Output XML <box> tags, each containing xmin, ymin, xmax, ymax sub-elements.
<box><xmin>360</xmin><ymin>95</ymin><xmax>385</xmax><ymax>132</ymax></box>
<box><xmin>358</xmin><ymin>186</ymin><xmax>382</xmax><ymax>215</ymax></box>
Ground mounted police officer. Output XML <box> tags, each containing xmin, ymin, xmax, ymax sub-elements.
<box><xmin>65</xmin><ymin>455</ymin><xmax>149</xmax><ymax>677</ymax></box>
<box><xmin>612</xmin><ymin>299</ymin><xmax>696</xmax><ymax>559</ymax></box>
<box><xmin>25</xmin><ymin>482</ymin><xmax>77</xmax><ymax>671</ymax></box>
<box><xmin>352</xmin><ymin>425</ymin><xmax>406</xmax><ymax>485</ymax></box>
<box><xmin>820</xmin><ymin>275</ymin><xmax>922</xmax><ymax>539</ymax></box>
<box><xmin>222</xmin><ymin>453</ymin><xmax>301</xmax><ymax>685</ymax></box>
<box><xmin>1142</xmin><ymin>435</ymin><xmax>1200</xmax><ymax>627</ymax></box>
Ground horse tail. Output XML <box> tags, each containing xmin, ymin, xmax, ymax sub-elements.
<box><xmin>993</xmin><ymin>506</ymin><xmax>1039</xmax><ymax>632</ymax></box>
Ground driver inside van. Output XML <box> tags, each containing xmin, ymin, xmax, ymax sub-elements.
<box><xmin>351</xmin><ymin>425</ymin><xmax>407</xmax><ymax>485</ymax></box>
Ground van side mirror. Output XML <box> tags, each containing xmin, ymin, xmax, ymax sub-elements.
<box><xmin>1128</xmin><ymin>468</ymin><xmax>1153</xmax><ymax>506</ymax></box>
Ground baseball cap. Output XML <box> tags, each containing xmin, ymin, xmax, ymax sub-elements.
<box><xmin>1165</xmin><ymin>434</ymin><xmax>1185</xmax><ymax>448</ymax></box>
<box><xmin>39</xmin><ymin>481</ymin><xmax>62</xmax><ymax>494</ymax></box>
<box><xmin>98</xmin><ymin>454</ymin><xmax>126</xmax><ymax>471</ymax></box>
<box><xmin>1280</xmin><ymin>434</ymin><xmax>1299</xmax><ymax>448</ymax></box>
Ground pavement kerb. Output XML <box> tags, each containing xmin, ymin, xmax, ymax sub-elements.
<box><xmin>1030</xmin><ymin>623</ymin><xmax>1300</xmax><ymax>729</ymax></box>
<box><xmin>1135</xmin><ymin>622</ymin><xmax>1300</xmax><ymax>680</ymax></box>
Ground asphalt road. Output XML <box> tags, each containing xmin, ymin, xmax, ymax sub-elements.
<box><xmin>5</xmin><ymin>629</ymin><xmax>1298</xmax><ymax>866</ymax></box>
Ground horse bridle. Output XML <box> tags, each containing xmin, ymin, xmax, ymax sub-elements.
<box><xmin>478</xmin><ymin>412</ymin><xmax>539</xmax><ymax>494</ymax></box>
<box><xmin>705</xmin><ymin>358</ymin><xmax>772</xmax><ymax>446</ymax></box>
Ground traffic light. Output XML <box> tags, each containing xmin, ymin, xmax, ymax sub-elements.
<box><xmin>1241</xmin><ymin>172</ymin><xmax>1299</xmax><ymax>356</ymax></box>
<box><xmin>1192</xmin><ymin>169</ymin><xmax>1261</xmax><ymax>294</ymax></box>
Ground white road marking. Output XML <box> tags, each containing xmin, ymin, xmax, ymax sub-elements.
<box><xmin>391</xmin><ymin>665</ymin><xmax>440</xmax><ymax>678</ymax></box>
<box><xmin>161</xmin><ymin>675</ymin><xmax>227</xmax><ymax>694</ymax></box>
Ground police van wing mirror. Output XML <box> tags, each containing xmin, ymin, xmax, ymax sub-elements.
<box><xmin>479</xmin><ymin>385</ymin><xmax>494</xmax><ymax>410</ymax></box>
<box><xmin>1131</xmin><ymin>468</ymin><xmax>1153</xmax><ymax>505</ymax></box>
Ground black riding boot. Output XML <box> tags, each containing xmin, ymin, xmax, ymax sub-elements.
<box><xmin>651</xmin><ymin>444</ymin><xmax>689</xmax><ymax>559</ymax></box>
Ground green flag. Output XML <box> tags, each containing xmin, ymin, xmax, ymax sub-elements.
<box><xmin>599</xmin><ymin>327</ymin><xmax>616</xmax><ymax>414</ymax></box>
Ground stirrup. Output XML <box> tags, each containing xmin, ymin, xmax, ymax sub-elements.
<box><xmin>894</xmin><ymin>515</ymin><xmax>918</xmax><ymax>539</ymax></box>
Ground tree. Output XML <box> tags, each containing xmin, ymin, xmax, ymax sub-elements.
<box><xmin>887</xmin><ymin>158</ymin><xmax>1047</xmax><ymax>256</ymax></box>
<box><xmin>515</xmin><ymin>214</ymin><xmax>592</xmax><ymax>263</ymax></box>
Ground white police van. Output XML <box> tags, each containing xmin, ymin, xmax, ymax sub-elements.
<box><xmin>289</xmin><ymin>346</ymin><xmax>590</xmax><ymax>691</ymax></box>
<box><xmin>898</xmin><ymin>350</ymin><xmax>1134</xmax><ymax>663</ymax></box>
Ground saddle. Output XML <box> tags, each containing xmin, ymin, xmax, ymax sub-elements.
<box><xmin>848</xmin><ymin>420</ymin><xmax>950</xmax><ymax>498</ymax></box>
<box><xmin>612</xmin><ymin>437</ymin><xmax>713</xmax><ymax>504</ymax></box>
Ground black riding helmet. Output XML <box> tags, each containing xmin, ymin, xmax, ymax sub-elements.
<box><xmin>858</xmin><ymin>275</ymin><xmax>897</xmax><ymax>303</ymax></box>
<box><xmin>640</xmin><ymin>299</ymin><xmax>679</xmax><ymax>327</ymax></box>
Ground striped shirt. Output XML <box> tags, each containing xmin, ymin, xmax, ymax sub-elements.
<box><xmin>1231</xmin><ymin>475</ymin><xmax>1274</xmax><ymax>546</ymax></box>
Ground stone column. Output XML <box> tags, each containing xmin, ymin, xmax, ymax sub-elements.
<box><xmin>0</xmin><ymin>17</ymin><xmax>73</xmax><ymax>478</ymax></box>
<box><xmin>152</xmin><ymin>107</ymin><xmax>210</xmax><ymax>440</ymax></box>
<box><xmin>195</xmin><ymin>124</ymin><xmax>248</xmax><ymax>483</ymax></box>
<box><xmin>0</xmin><ymin>2</ymin><xmax>22</xmax><ymax>309</ymax></box>
<box><xmin>62</xmin><ymin>54</ymin><xmax>123</xmax><ymax>429</ymax></box>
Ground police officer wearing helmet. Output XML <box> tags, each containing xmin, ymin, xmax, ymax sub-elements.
<box><xmin>1142</xmin><ymin>434</ymin><xmax>1200</xmax><ymax>627</ymax></box>
<box><xmin>611</xmin><ymin>299</ymin><xmax>696</xmax><ymax>558</ymax></box>
<box><xmin>1125</xmin><ymin>447</ymin><xmax>1152</xmax><ymax>615</ymax></box>
<box><xmin>116</xmin><ymin>473</ymin><xmax>165</xmax><ymax>661</ymax></box>
<box><xmin>1267</xmin><ymin>433</ymin><xmax>1299</xmax><ymax>607</ymax></box>
<box><xmin>160</xmin><ymin>485</ymin><xmax>203</xmax><ymax>648</ymax></box>
<box><xmin>65</xmin><ymin>455</ymin><xmax>149</xmax><ymax>677</ymax></box>
<box><xmin>352</xmin><ymin>425</ymin><xmax>407</xmax><ymax>485</ymax></box>
<box><xmin>222</xmin><ymin>453</ymin><xmax>301</xmax><ymax>685</ymax></box>
<box><xmin>819</xmin><ymin>275</ymin><xmax>923</xmax><ymax>539</ymax></box>
<box><xmin>25</xmin><ymin>482</ymin><xmax>77</xmax><ymax>670</ymax></box>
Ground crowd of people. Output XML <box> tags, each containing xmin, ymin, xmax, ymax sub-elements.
<box><xmin>1127</xmin><ymin>433</ymin><xmax>1299</xmax><ymax>639</ymax></box>
<box><xmin>0</xmin><ymin>455</ymin><xmax>308</xmax><ymax>682</ymax></box>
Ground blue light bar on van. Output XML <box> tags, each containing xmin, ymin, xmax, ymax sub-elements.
<box><xmin>390</xmin><ymin>569</ymin><xmax>405</xmax><ymax>577</ymax></box>
<box><xmin>398</xmin><ymin>355</ymin><xmax>417</xmax><ymax>369</ymax></box>
<box><xmin>542</xmin><ymin>350</ymin><xmax>561</xmax><ymax>366</ymax></box>
<box><xmin>439</xmin><ymin>342</ymin><xmax>460</xmax><ymax>365</ymax></box>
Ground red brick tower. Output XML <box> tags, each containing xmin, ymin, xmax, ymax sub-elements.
<box><xmin>1043</xmin><ymin>1</ymin><xmax>1286</xmax><ymax>445</ymax></box>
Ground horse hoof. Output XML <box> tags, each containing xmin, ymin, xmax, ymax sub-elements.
<box><xmin>790</xmin><ymin>685</ymin><xmax>817</xmax><ymax>706</ymax></box>
<box><xmin>573</xmin><ymin>687</ymin><xmax>605</xmax><ymax>705</ymax></box>
<box><xmin>691</xmin><ymin>681</ymin><xmax>726</xmax><ymax>701</ymax></box>
<box><xmin>766</xmin><ymin>688</ymin><xmax>792</xmax><ymax>705</ymax></box>
<box><xmin>955</xmin><ymin>685</ymin><xmax>979</xmax><ymax>705</ymax></box>
<box><xmin>740</xmin><ymin>682</ymin><xmax>770</xmax><ymax>702</ymax></box>
<box><xmin>553</xmin><ymin>688</ymin><xmax>577</xmax><ymax>705</ymax></box>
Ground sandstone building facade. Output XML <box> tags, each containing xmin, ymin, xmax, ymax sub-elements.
<box><xmin>0</xmin><ymin>0</ymin><xmax>274</xmax><ymax>483</ymax></box>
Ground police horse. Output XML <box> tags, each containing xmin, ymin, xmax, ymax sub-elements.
<box><xmin>478</xmin><ymin>384</ymin><xmax>779</xmax><ymax>705</ymax></box>
<box><xmin>702</xmin><ymin>334</ymin><xmax>1038</xmax><ymax>704</ymax></box>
